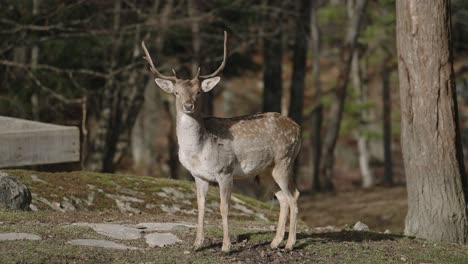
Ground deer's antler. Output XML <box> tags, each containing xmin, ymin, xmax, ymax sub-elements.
<box><xmin>199</xmin><ymin>31</ymin><xmax>228</xmax><ymax>79</ymax></box>
<box><xmin>141</xmin><ymin>41</ymin><xmax>178</xmax><ymax>81</ymax></box>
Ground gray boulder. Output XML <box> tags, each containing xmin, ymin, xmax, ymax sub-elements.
<box><xmin>0</xmin><ymin>172</ymin><xmax>31</xmax><ymax>210</ymax></box>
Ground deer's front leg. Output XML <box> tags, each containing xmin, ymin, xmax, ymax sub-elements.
<box><xmin>218</xmin><ymin>177</ymin><xmax>233</xmax><ymax>253</ymax></box>
<box><xmin>194</xmin><ymin>177</ymin><xmax>209</xmax><ymax>250</ymax></box>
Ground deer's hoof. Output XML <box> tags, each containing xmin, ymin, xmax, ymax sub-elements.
<box><xmin>285</xmin><ymin>241</ymin><xmax>295</xmax><ymax>251</ymax></box>
<box><xmin>221</xmin><ymin>243</ymin><xmax>231</xmax><ymax>253</ymax></box>
<box><xmin>193</xmin><ymin>241</ymin><xmax>203</xmax><ymax>251</ymax></box>
<box><xmin>270</xmin><ymin>239</ymin><xmax>281</xmax><ymax>249</ymax></box>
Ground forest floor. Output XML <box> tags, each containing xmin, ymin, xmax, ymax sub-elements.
<box><xmin>0</xmin><ymin>170</ymin><xmax>467</xmax><ymax>264</ymax></box>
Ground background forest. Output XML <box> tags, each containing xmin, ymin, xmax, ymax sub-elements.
<box><xmin>1</xmin><ymin>0</ymin><xmax>468</xmax><ymax>198</ymax></box>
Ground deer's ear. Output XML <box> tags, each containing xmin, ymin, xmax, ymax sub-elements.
<box><xmin>155</xmin><ymin>78</ymin><xmax>174</xmax><ymax>93</ymax></box>
<box><xmin>201</xmin><ymin>77</ymin><xmax>220</xmax><ymax>92</ymax></box>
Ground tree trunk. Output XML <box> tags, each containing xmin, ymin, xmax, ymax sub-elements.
<box><xmin>262</xmin><ymin>1</ymin><xmax>283</xmax><ymax>113</ymax></box>
<box><xmin>131</xmin><ymin>0</ymin><xmax>178</xmax><ymax>178</ymax></box>
<box><xmin>310</xmin><ymin>0</ymin><xmax>323</xmax><ymax>192</ymax></box>
<box><xmin>397</xmin><ymin>0</ymin><xmax>468</xmax><ymax>243</ymax></box>
<box><xmin>289</xmin><ymin>0</ymin><xmax>311</xmax><ymax>127</ymax></box>
<box><xmin>30</xmin><ymin>0</ymin><xmax>40</xmax><ymax>120</ymax></box>
<box><xmin>288</xmin><ymin>0</ymin><xmax>311</xmax><ymax>181</ymax></box>
<box><xmin>351</xmin><ymin>49</ymin><xmax>374</xmax><ymax>188</ymax></box>
<box><xmin>381</xmin><ymin>52</ymin><xmax>393</xmax><ymax>186</ymax></box>
<box><xmin>320</xmin><ymin>0</ymin><xmax>368</xmax><ymax>191</ymax></box>
<box><xmin>87</xmin><ymin>0</ymin><xmax>122</xmax><ymax>172</ymax></box>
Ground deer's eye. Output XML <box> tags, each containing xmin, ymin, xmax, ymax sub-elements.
<box><xmin>174</xmin><ymin>91</ymin><xmax>179</xmax><ymax>96</ymax></box>
<box><xmin>196</xmin><ymin>90</ymin><xmax>201</xmax><ymax>95</ymax></box>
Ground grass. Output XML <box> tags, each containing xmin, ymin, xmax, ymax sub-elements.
<box><xmin>1</xmin><ymin>170</ymin><xmax>468</xmax><ymax>263</ymax></box>
<box><xmin>1</xmin><ymin>209</ymin><xmax>468</xmax><ymax>264</ymax></box>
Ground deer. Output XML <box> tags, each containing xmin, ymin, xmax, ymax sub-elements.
<box><xmin>141</xmin><ymin>31</ymin><xmax>301</xmax><ymax>253</ymax></box>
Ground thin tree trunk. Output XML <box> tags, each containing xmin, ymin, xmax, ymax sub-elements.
<box><xmin>263</xmin><ymin>27</ymin><xmax>282</xmax><ymax>112</ymax></box>
<box><xmin>30</xmin><ymin>0</ymin><xmax>40</xmax><ymax>120</ymax></box>
<box><xmin>112</xmin><ymin>24</ymin><xmax>145</xmax><ymax>167</ymax></box>
<box><xmin>132</xmin><ymin>0</ymin><xmax>177</xmax><ymax>177</ymax></box>
<box><xmin>397</xmin><ymin>0</ymin><xmax>468</xmax><ymax>243</ymax></box>
<box><xmin>288</xmin><ymin>0</ymin><xmax>311</xmax><ymax>181</ymax></box>
<box><xmin>320</xmin><ymin>0</ymin><xmax>368</xmax><ymax>191</ymax></box>
<box><xmin>351</xmin><ymin>49</ymin><xmax>374</xmax><ymax>188</ymax></box>
<box><xmin>87</xmin><ymin>0</ymin><xmax>122</xmax><ymax>172</ymax></box>
<box><xmin>188</xmin><ymin>0</ymin><xmax>212</xmax><ymax>116</ymax></box>
<box><xmin>311</xmin><ymin>0</ymin><xmax>323</xmax><ymax>192</ymax></box>
<box><xmin>289</xmin><ymin>0</ymin><xmax>311</xmax><ymax>127</ymax></box>
<box><xmin>381</xmin><ymin>52</ymin><xmax>393</xmax><ymax>186</ymax></box>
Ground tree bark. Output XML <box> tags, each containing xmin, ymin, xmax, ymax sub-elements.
<box><xmin>320</xmin><ymin>0</ymin><xmax>368</xmax><ymax>191</ymax></box>
<box><xmin>310</xmin><ymin>0</ymin><xmax>323</xmax><ymax>192</ymax></box>
<box><xmin>397</xmin><ymin>0</ymin><xmax>468</xmax><ymax>243</ymax></box>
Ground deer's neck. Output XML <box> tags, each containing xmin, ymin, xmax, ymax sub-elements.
<box><xmin>176</xmin><ymin>112</ymin><xmax>206</xmax><ymax>152</ymax></box>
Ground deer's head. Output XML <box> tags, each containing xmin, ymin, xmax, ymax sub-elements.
<box><xmin>142</xmin><ymin>31</ymin><xmax>227</xmax><ymax>115</ymax></box>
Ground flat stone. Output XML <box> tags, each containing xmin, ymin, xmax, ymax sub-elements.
<box><xmin>74</xmin><ymin>223</ymin><xmax>142</xmax><ymax>240</ymax></box>
<box><xmin>145</xmin><ymin>233</ymin><xmax>181</xmax><ymax>247</ymax></box>
<box><xmin>134</xmin><ymin>222</ymin><xmax>195</xmax><ymax>232</ymax></box>
<box><xmin>68</xmin><ymin>239</ymin><xmax>138</xmax><ymax>250</ymax></box>
<box><xmin>0</xmin><ymin>232</ymin><xmax>41</xmax><ymax>241</ymax></box>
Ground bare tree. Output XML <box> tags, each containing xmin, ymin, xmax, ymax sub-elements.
<box><xmin>397</xmin><ymin>0</ymin><xmax>468</xmax><ymax>243</ymax></box>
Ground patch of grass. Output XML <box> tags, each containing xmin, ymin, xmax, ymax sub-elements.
<box><xmin>6</xmin><ymin>170</ymin><xmax>278</xmax><ymax>222</ymax></box>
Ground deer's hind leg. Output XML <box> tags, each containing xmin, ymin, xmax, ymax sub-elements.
<box><xmin>271</xmin><ymin>161</ymin><xmax>299</xmax><ymax>250</ymax></box>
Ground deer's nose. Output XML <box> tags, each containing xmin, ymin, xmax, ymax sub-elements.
<box><xmin>183</xmin><ymin>103</ymin><xmax>194</xmax><ymax>112</ymax></box>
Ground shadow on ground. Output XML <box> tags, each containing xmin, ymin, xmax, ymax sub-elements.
<box><xmin>236</xmin><ymin>230</ymin><xmax>405</xmax><ymax>251</ymax></box>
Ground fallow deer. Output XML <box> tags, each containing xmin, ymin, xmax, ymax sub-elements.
<box><xmin>142</xmin><ymin>31</ymin><xmax>301</xmax><ymax>252</ymax></box>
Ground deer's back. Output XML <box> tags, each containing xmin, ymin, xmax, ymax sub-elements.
<box><xmin>204</xmin><ymin>112</ymin><xmax>301</xmax><ymax>178</ymax></box>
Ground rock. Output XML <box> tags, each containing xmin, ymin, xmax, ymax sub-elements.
<box><xmin>30</xmin><ymin>174</ymin><xmax>47</xmax><ymax>184</ymax></box>
<box><xmin>68</xmin><ymin>239</ymin><xmax>138</xmax><ymax>250</ymax></box>
<box><xmin>314</xmin><ymin>225</ymin><xmax>339</xmax><ymax>232</ymax></box>
<box><xmin>145</xmin><ymin>233</ymin><xmax>181</xmax><ymax>247</ymax></box>
<box><xmin>0</xmin><ymin>233</ymin><xmax>41</xmax><ymax>241</ymax></box>
<box><xmin>384</xmin><ymin>229</ymin><xmax>391</xmax><ymax>234</ymax></box>
<box><xmin>29</xmin><ymin>204</ymin><xmax>38</xmax><ymax>211</ymax></box>
<box><xmin>105</xmin><ymin>194</ymin><xmax>143</xmax><ymax>214</ymax></box>
<box><xmin>161</xmin><ymin>187</ymin><xmax>187</xmax><ymax>199</ymax></box>
<box><xmin>0</xmin><ymin>172</ymin><xmax>32</xmax><ymax>210</ymax></box>
<box><xmin>60</xmin><ymin>197</ymin><xmax>77</xmax><ymax>211</ymax></box>
<box><xmin>74</xmin><ymin>223</ymin><xmax>142</xmax><ymax>240</ymax></box>
<box><xmin>35</xmin><ymin>196</ymin><xmax>64</xmax><ymax>212</ymax></box>
<box><xmin>353</xmin><ymin>221</ymin><xmax>370</xmax><ymax>231</ymax></box>
<box><xmin>134</xmin><ymin>222</ymin><xmax>195</xmax><ymax>231</ymax></box>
